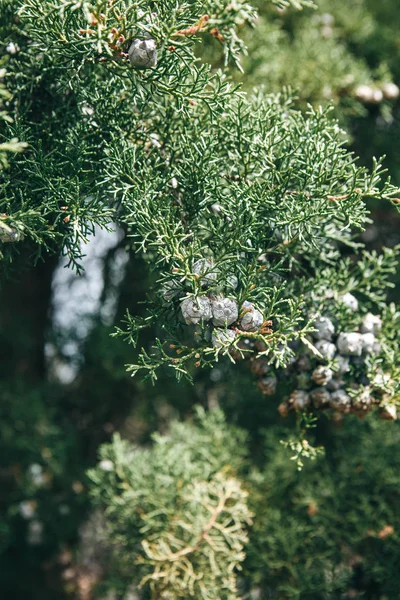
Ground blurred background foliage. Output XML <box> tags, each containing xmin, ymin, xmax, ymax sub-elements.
<box><xmin>1</xmin><ymin>0</ymin><xmax>400</xmax><ymax>598</ymax></box>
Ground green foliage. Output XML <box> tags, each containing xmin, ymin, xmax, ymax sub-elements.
<box><xmin>1</xmin><ymin>0</ymin><xmax>400</xmax><ymax>598</ymax></box>
<box><xmin>110</xmin><ymin>96</ymin><xmax>399</xmax><ymax>381</ymax></box>
<box><xmin>246</xmin><ymin>415</ymin><xmax>400</xmax><ymax>598</ymax></box>
<box><xmin>0</xmin><ymin>380</ymin><xmax>88</xmax><ymax>596</ymax></box>
<box><xmin>2</xmin><ymin>0</ymin><xmax>400</xmax><ymax>377</ymax></box>
<box><xmin>88</xmin><ymin>408</ymin><xmax>252</xmax><ymax>599</ymax></box>
<box><xmin>240</xmin><ymin>0</ymin><xmax>400</xmax><ymax>120</ymax></box>
<box><xmin>280</xmin><ymin>412</ymin><xmax>324</xmax><ymax>470</ymax></box>
<box><xmin>0</xmin><ymin>0</ymin><xmax>255</xmax><ymax>266</ymax></box>
<box><xmin>89</xmin><ymin>408</ymin><xmax>400</xmax><ymax>599</ymax></box>
<box><xmin>20</xmin><ymin>0</ymin><xmax>256</xmax><ymax>69</ymax></box>
<box><xmin>0</xmin><ymin>64</ymin><xmax>27</xmax><ymax>170</ymax></box>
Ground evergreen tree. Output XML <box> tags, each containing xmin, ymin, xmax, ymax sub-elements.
<box><xmin>1</xmin><ymin>0</ymin><xmax>400</xmax><ymax>598</ymax></box>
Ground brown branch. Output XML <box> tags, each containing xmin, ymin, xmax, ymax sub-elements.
<box><xmin>326</xmin><ymin>188</ymin><xmax>361</xmax><ymax>201</ymax></box>
<box><xmin>210</xmin><ymin>27</ymin><xmax>224</xmax><ymax>42</ymax></box>
<box><xmin>145</xmin><ymin>487</ymin><xmax>231</xmax><ymax>564</ymax></box>
<box><xmin>172</xmin><ymin>15</ymin><xmax>210</xmax><ymax>37</ymax></box>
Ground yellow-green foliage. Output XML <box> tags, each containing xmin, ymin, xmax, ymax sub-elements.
<box><xmin>88</xmin><ymin>409</ymin><xmax>252</xmax><ymax>599</ymax></box>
